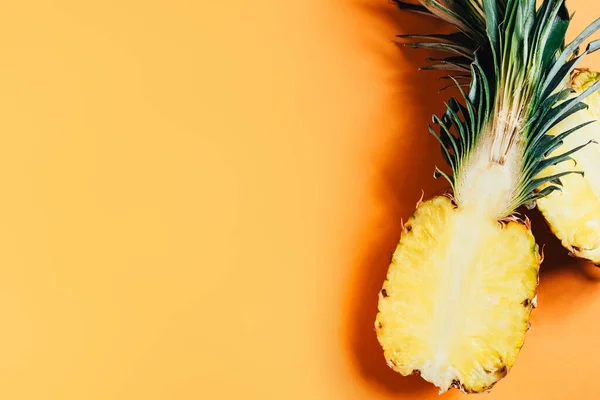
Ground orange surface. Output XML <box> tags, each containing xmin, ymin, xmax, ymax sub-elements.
<box><xmin>0</xmin><ymin>1</ymin><xmax>600</xmax><ymax>399</ymax></box>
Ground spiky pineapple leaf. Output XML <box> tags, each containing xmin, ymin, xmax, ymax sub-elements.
<box><xmin>392</xmin><ymin>1</ymin><xmax>432</xmax><ymax>16</ymax></box>
<box><xmin>397</xmin><ymin>32</ymin><xmax>473</xmax><ymax>46</ymax></box>
<box><xmin>540</xmin><ymin>2</ymin><xmax>569</xmax><ymax>69</ymax></box>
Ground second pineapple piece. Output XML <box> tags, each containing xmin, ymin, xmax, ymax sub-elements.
<box><xmin>537</xmin><ymin>70</ymin><xmax>600</xmax><ymax>264</ymax></box>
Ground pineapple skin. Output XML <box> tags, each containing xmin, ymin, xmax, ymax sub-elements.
<box><xmin>536</xmin><ymin>70</ymin><xmax>600</xmax><ymax>264</ymax></box>
<box><xmin>375</xmin><ymin>196</ymin><xmax>540</xmax><ymax>394</ymax></box>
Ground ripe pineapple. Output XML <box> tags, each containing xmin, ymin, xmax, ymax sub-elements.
<box><xmin>536</xmin><ymin>70</ymin><xmax>600</xmax><ymax>264</ymax></box>
<box><xmin>377</xmin><ymin>0</ymin><xmax>600</xmax><ymax>393</ymax></box>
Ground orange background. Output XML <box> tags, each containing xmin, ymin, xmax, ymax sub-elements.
<box><xmin>0</xmin><ymin>1</ymin><xmax>599</xmax><ymax>399</ymax></box>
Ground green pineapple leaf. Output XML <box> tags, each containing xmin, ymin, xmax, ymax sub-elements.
<box><xmin>396</xmin><ymin>0</ymin><xmax>600</xmax><ymax>214</ymax></box>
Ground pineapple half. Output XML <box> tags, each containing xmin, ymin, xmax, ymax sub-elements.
<box><xmin>537</xmin><ymin>70</ymin><xmax>600</xmax><ymax>264</ymax></box>
<box><xmin>378</xmin><ymin>0</ymin><xmax>600</xmax><ymax>394</ymax></box>
<box><xmin>376</xmin><ymin>196</ymin><xmax>539</xmax><ymax>393</ymax></box>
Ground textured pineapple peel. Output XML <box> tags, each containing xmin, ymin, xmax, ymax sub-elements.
<box><xmin>376</xmin><ymin>197</ymin><xmax>539</xmax><ymax>394</ymax></box>
<box><xmin>536</xmin><ymin>70</ymin><xmax>600</xmax><ymax>264</ymax></box>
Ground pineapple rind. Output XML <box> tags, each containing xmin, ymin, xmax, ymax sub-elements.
<box><xmin>375</xmin><ymin>196</ymin><xmax>539</xmax><ymax>394</ymax></box>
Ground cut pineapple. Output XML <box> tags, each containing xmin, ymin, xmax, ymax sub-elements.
<box><xmin>536</xmin><ymin>70</ymin><xmax>600</xmax><ymax>264</ymax></box>
<box><xmin>376</xmin><ymin>197</ymin><xmax>539</xmax><ymax>393</ymax></box>
<box><xmin>377</xmin><ymin>0</ymin><xmax>600</xmax><ymax>394</ymax></box>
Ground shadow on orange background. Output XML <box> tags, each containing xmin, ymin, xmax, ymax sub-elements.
<box><xmin>345</xmin><ymin>2</ymin><xmax>600</xmax><ymax>398</ymax></box>
<box><xmin>530</xmin><ymin>209</ymin><xmax>600</xmax><ymax>309</ymax></box>
<box><xmin>346</xmin><ymin>3</ymin><xmax>448</xmax><ymax>397</ymax></box>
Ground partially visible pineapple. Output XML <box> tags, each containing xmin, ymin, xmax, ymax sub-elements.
<box><xmin>376</xmin><ymin>0</ymin><xmax>600</xmax><ymax>394</ymax></box>
<box><xmin>537</xmin><ymin>70</ymin><xmax>600</xmax><ymax>264</ymax></box>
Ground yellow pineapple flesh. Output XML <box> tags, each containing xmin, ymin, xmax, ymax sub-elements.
<box><xmin>376</xmin><ymin>196</ymin><xmax>540</xmax><ymax>394</ymax></box>
<box><xmin>536</xmin><ymin>70</ymin><xmax>600</xmax><ymax>264</ymax></box>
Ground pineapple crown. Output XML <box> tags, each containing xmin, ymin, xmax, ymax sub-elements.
<box><xmin>395</xmin><ymin>0</ymin><xmax>600</xmax><ymax>212</ymax></box>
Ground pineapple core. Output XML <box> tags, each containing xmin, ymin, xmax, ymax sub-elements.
<box><xmin>376</xmin><ymin>196</ymin><xmax>539</xmax><ymax>393</ymax></box>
